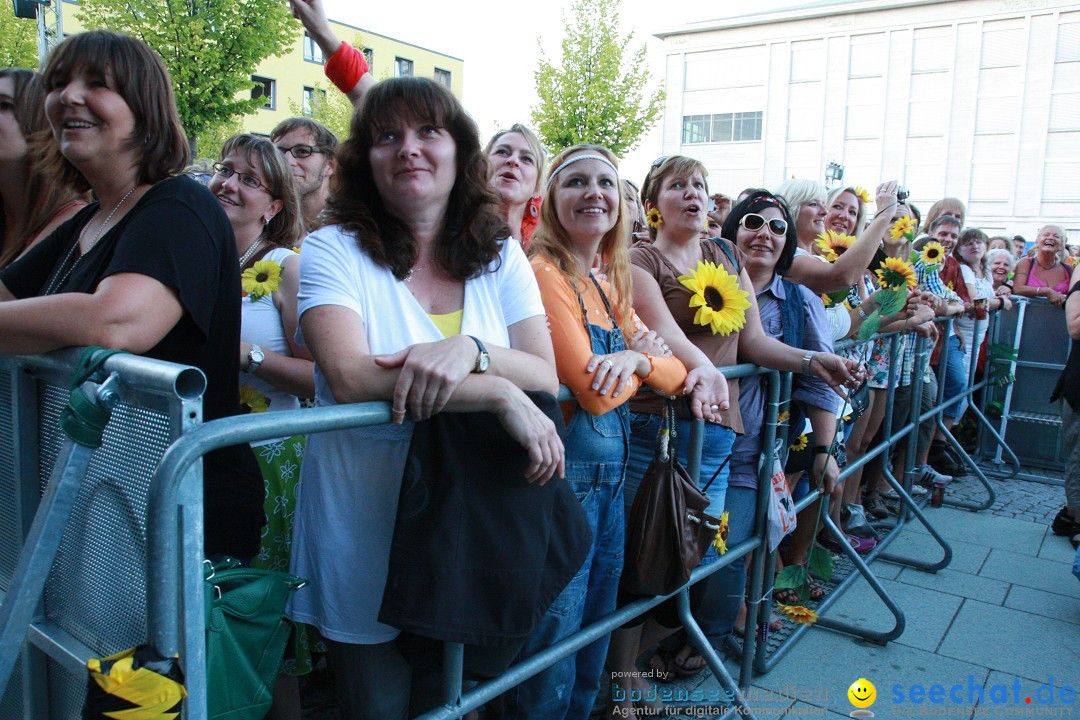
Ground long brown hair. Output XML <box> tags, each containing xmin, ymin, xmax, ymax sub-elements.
<box><xmin>325</xmin><ymin>77</ymin><xmax>508</xmax><ymax>280</ymax></box>
<box><xmin>0</xmin><ymin>68</ymin><xmax>84</xmax><ymax>268</ymax></box>
<box><xmin>39</xmin><ymin>30</ymin><xmax>190</xmax><ymax>193</ymax></box>
<box><xmin>530</xmin><ymin>145</ymin><xmax>635</xmax><ymax>340</ymax></box>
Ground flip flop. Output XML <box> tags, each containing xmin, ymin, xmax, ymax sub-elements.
<box><xmin>672</xmin><ymin>646</ymin><xmax>706</xmax><ymax>678</ymax></box>
<box><xmin>647</xmin><ymin>649</ymin><xmax>676</xmax><ymax>683</ymax></box>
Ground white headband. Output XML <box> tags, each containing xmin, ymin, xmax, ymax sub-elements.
<box><xmin>546</xmin><ymin>153</ymin><xmax>619</xmax><ymax>189</ymax></box>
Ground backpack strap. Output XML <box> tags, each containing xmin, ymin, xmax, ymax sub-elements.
<box><xmin>710</xmin><ymin>237</ymin><xmax>742</xmax><ymax>275</ymax></box>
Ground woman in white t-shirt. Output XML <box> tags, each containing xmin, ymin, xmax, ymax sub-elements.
<box><xmin>956</xmin><ymin>228</ymin><xmax>1004</xmax><ymax>384</ymax></box>
<box><xmin>290</xmin><ymin>77</ymin><xmax>562</xmax><ymax>720</ymax></box>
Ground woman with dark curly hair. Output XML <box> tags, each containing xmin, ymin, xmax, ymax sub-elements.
<box><xmin>288</xmin><ymin>77</ymin><xmax>563</xmax><ymax>720</ymax></box>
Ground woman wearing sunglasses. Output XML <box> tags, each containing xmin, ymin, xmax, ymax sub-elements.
<box><xmin>608</xmin><ymin>156</ymin><xmax>862</xmax><ymax>696</ymax></box>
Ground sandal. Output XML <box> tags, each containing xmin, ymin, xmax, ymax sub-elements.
<box><xmin>647</xmin><ymin>649</ymin><xmax>676</xmax><ymax>683</ymax></box>
<box><xmin>672</xmin><ymin>645</ymin><xmax>706</xmax><ymax>677</ymax></box>
<box><xmin>772</xmin><ymin>587</ymin><xmax>800</xmax><ymax>605</ymax></box>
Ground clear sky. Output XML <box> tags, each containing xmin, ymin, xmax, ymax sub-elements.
<box><xmin>321</xmin><ymin>0</ymin><xmax>807</xmax><ymax>185</ymax></box>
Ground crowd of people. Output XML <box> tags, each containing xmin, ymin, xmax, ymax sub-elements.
<box><xmin>0</xmin><ymin>7</ymin><xmax>1076</xmax><ymax>720</ymax></box>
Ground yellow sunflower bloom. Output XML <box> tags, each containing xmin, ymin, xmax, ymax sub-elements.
<box><xmin>239</xmin><ymin>384</ymin><xmax>270</xmax><ymax>413</ymax></box>
<box><xmin>776</xmin><ymin>410</ymin><xmax>791</xmax><ymax>424</ymax></box>
<box><xmin>777</xmin><ymin>603</ymin><xmax>819</xmax><ymax>625</ymax></box>
<box><xmin>713</xmin><ymin>511</ymin><xmax>730</xmax><ymax>554</ymax></box>
<box><xmin>874</xmin><ymin>257</ymin><xmax>918</xmax><ymax>291</ymax></box>
<box><xmin>646</xmin><ymin>208</ymin><xmax>663</xmax><ymax>228</ymax></box>
<box><xmin>677</xmin><ymin>260</ymin><xmax>751</xmax><ymax>336</ymax></box>
<box><xmin>814</xmin><ymin>231</ymin><xmax>856</xmax><ymax>263</ymax></box>
<box><xmin>820</xmin><ymin>293</ymin><xmax>833</xmax><ymax>307</ymax></box>
<box><xmin>241</xmin><ymin>259</ymin><xmax>283</xmax><ymax>300</ymax></box>
<box><xmin>890</xmin><ymin>216</ymin><xmax>916</xmax><ymax>243</ymax></box>
<box><xmin>919</xmin><ymin>241</ymin><xmax>946</xmax><ymax>268</ymax></box>
<box><xmin>790</xmin><ymin>434</ymin><xmax>808</xmax><ymax>452</ymax></box>
<box><xmin>853</xmin><ymin>186</ymin><xmax>871</xmax><ymax>205</ymax></box>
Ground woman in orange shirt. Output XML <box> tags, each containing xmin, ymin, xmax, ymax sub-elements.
<box><xmin>504</xmin><ymin>145</ymin><xmax>687</xmax><ymax>720</ymax></box>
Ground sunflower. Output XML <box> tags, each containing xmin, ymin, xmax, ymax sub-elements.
<box><xmin>919</xmin><ymin>241</ymin><xmax>946</xmax><ymax>268</ymax></box>
<box><xmin>820</xmin><ymin>293</ymin><xmax>833</xmax><ymax>308</ymax></box>
<box><xmin>814</xmin><ymin>231</ymin><xmax>856</xmax><ymax>262</ymax></box>
<box><xmin>239</xmin><ymin>384</ymin><xmax>270</xmax><ymax>413</ymax></box>
<box><xmin>646</xmin><ymin>208</ymin><xmax>664</xmax><ymax>228</ymax></box>
<box><xmin>776</xmin><ymin>409</ymin><xmax>791</xmax><ymax>424</ymax></box>
<box><xmin>853</xmin><ymin>186</ymin><xmax>871</xmax><ymax>205</ymax></box>
<box><xmin>713</xmin><ymin>511</ymin><xmax>730</xmax><ymax>554</ymax></box>
<box><xmin>777</xmin><ymin>603</ymin><xmax>819</xmax><ymax>625</ymax></box>
<box><xmin>678</xmin><ymin>260</ymin><xmax>751</xmax><ymax>336</ymax></box>
<box><xmin>889</xmin><ymin>216</ymin><xmax>916</xmax><ymax>243</ymax></box>
<box><xmin>790</xmin><ymin>433</ymin><xmax>808</xmax><ymax>452</ymax></box>
<box><xmin>874</xmin><ymin>257</ymin><xmax>917</xmax><ymax>292</ymax></box>
<box><xmin>242</xmin><ymin>259</ymin><xmax>283</xmax><ymax>300</ymax></box>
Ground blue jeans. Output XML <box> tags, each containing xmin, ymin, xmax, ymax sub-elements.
<box><xmin>624</xmin><ymin>412</ymin><xmax>734</xmax><ymax>566</ymax></box>
<box><xmin>937</xmin><ymin>334</ymin><xmax>968</xmax><ymax>420</ymax></box>
<box><xmin>504</xmin><ymin>400</ymin><xmax>627</xmax><ymax>719</ymax></box>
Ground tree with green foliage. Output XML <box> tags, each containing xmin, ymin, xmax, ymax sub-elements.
<box><xmin>287</xmin><ymin>81</ymin><xmax>353</xmax><ymax>142</ymax></box>
<box><xmin>77</xmin><ymin>0</ymin><xmax>298</xmax><ymax>150</ymax></box>
<box><xmin>532</xmin><ymin>0</ymin><xmax>664</xmax><ymax>157</ymax></box>
<box><xmin>0</xmin><ymin>12</ymin><xmax>38</xmax><ymax>69</ymax></box>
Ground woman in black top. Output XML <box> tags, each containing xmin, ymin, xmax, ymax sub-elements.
<box><xmin>0</xmin><ymin>30</ymin><xmax>261</xmax><ymax>558</ymax></box>
<box><xmin>1050</xmin><ymin>265</ymin><xmax>1080</xmax><ymax>548</ymax></box>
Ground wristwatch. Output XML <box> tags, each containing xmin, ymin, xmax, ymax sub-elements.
<box><xmin>801</xmin><ymin>350</ymin><xmax>817</xmax><ymax>376</ymax></box>
<box><xmin>813</xmin><ymin>445</ymin><xmax>830</xmax><ymax>455</ymax></box>
<box><xmin>244</xmin><ymin>344</ymin><xmax>265</xmax><ymax>374</ymax></box>
<box><xmin>467</xmin><ymin>336</ymin><xmax>490</xmax><ymax>373</ymax></box>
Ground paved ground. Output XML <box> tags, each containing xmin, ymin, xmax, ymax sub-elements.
<box><xmin>301</xmin><ymin>466</ymin><xmax>1079</xmax><ymax>719</ymax></box>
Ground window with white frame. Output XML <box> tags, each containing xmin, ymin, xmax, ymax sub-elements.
<box><xmin>682</xmin><ymin>112</ymin><xmax>762</xmax><ymax>143</ymax></box>
<box><xmin>251</xmin><ymin>76</ymin><xmax>275</xmax><ymax>110</ymax></box>
<box><xmin>395</xmin><ymin>57</ymin><xmax>413</xmax><ymax>77</ymax></box>
<box><xmin>434</xmin><ymin>68</ymin><xmax>451</xmax><ymax>87</ymax></box>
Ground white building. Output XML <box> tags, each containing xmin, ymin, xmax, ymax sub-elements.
<box><xmin>654</xmin><ymin>0</ymin><xmax>1080</xmax><ymax>241</ymax></box>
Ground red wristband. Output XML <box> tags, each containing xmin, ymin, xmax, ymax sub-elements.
<box><xmin>325</xmin><ymin>41</ymin><xmax>368</xmax><ymax>95</ymax></box>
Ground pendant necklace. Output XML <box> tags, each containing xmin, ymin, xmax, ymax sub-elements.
<box><xmin>44</xmin><ymin>185</ymin><xmax>138</xmax><ymax>295</ymax></box>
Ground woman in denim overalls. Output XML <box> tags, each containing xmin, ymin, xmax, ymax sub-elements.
<box><xmin>504</xmin><ymin>146</ymin><xmax>688</xmax><ymax>720</ymax></box>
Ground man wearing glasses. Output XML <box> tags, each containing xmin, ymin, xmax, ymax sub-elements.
<box><xmin>270</xmin><ymin>117</ymin><xmax>339</xmax><ymax>232</ymax></box>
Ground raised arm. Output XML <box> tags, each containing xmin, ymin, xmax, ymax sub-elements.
<box><xmin>289</xmin><ymin>0</ymin><xmax>374</xmax><ymax>106</ymax></box>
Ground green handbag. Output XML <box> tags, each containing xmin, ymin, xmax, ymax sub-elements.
<box><xmin>204</xmin><ymin>558</ymin><xmax>307</xmax><ymax>720</ymax></box>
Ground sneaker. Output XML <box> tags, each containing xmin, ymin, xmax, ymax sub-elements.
<box><xmin>864</xmin><ymin>493</ymin><xmax>891</xmax><ymax>519</ymax></box>
<box><xmin>879</xmin><ymin>483</ymin><xmax>928</xmax><ymax>499</ymax></box>
<box><xmin>818</xmin><ymin>532</ymin><xmax>877</xmax><ymax>555</ymax></box>
<box><xmin>915</xmin><ymin>464</ymin><xmax>952</xmax><ymax>489</ymax></box>
<box><xmin>1051</xmin><ymin>506</ymin><xmax>1080</xmax><ymax>537</ymax></box>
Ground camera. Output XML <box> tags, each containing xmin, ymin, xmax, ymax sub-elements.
<box><xmin>708</xmin><ymin>197</ymin><xmax>716</xmax><ymax>213</ymax></box>
<box><xmin>897</xmin><ymin>186</ymin><xmax>910</xmax><ymax>203</ymax></box>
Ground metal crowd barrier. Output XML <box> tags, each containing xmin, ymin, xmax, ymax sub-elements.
<box><xmin>0</xmin><ymin>349</ymin><xmax>204</xmax><ymax>719</ymax></box>
<box><xmin>0</xmin><ymin>308</ymin><xmax>1029</xmax><ymax>718</ymax></box>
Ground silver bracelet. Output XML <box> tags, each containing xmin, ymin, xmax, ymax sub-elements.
<box><xmin>802</xmin><ymin>350</ymin><xmax>817</xmax><ymax>376</ymax></box>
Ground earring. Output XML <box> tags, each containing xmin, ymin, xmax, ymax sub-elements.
<box><xmin>646</xmin><ymin>208</ymin><xmax>664</xmax><ymax>228</ymax></box>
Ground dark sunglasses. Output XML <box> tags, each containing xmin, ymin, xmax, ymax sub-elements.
<box><xmin>740</xmin><ymin>213</ymin><xmax>788</xmax><ymax>237</ymax></box>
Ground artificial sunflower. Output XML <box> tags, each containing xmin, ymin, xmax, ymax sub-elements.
<box><xmin>790</xmin><ymin>433</ymin><xmax>808</xmax><ymax>452</ymax></box>
<box><xmin>853</xmin><ymin>186</ymin><xmax>871</xmax><ymax>205</ymax></box>
<box><xmin>919</xmin><ymin>241</ymin><xmax>946</xmax><ymax>268</ymax></box>
<box><xmin>814</xmin><ymin>231</ymin><xmax>856</xmax><ymax>262</ymax></box>
<box><xmin>777</xmin><ymin>603</ymin><xmax>819</xmax><ymax>626</ymax></box>
<box><xmin>713</xmin><ymin>511</ymin><xmax>730</xmax><ymax>554</ymax></box>
<box><xmin>820</xmin><ymin>293</ymin><xmax>833</xmax><ymax>308</ymax></box>
<box><xmin>677</xmin><ymin>260</ymin><xmax>751</xmax><ymax>336</ymax></box>
<box><xmin>242</xmin><ymin>259</ymin><xmax>283</xmax><ymax>301</ymax></box>
<box><xmin>239</xmin><ymin>384</ymin><xmax>270</xmax><ymax>413</ymax></box>
<box><xmin>646</xmin><ymin>208</ymin><xmax>664</xmax><ymax>228</ymax></box>
<box><xmin>776</xmin><ymin>409</ymin><xmax>791</xmax><ymax>424</ymax></box>
<box><xmin>875</xmin><ymin>257</ymin><xmax>917</xmax><ymax>292</ymax></box>
<box><xmin>889</xmin><ymin>216</ymin><xmax>916</xmax><ymax>243</ymax></box>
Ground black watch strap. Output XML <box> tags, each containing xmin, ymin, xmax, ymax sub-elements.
<box><xmin>813</xmin><ymin>445</ymin><xmax>830</xmax><ymax>455</ymax></box>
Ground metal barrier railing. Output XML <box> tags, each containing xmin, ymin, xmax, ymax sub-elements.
<box><xmin>0</xmin><ymin>306</ymin><xmax>1036</xmax><ymax>718</ymax></box>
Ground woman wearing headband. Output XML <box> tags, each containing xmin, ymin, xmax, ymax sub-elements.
<box><xmin>505</xmin><ymin>145</ymin><xmax>686</xmax><ymax>719</ymax></box>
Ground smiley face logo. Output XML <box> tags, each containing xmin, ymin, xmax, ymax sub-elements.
<box><xmin>848</xmin><ymin>678</ymin><xmax>876</xmax><ymax>716</ymax></box>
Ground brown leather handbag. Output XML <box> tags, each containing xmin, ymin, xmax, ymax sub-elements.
<box><xmin>622</xmin><ymin>400</ymin><xmax>722</xmax><ymax>597</ymax></box>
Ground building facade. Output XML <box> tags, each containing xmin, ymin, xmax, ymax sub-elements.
<box><xmin>58</xmin><ymin>1</ymin><xmax>463</xmax><ymax>137</ymax></box>
<box><xmin>655</xmin><ymin>0</ymin><xmax>1080</xmax><ymax>240</ymax></box>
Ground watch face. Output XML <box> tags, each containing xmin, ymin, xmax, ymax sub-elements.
<box><xmin>251</xmin><ymin>348</ymin><xmax>265</xmax><ymax>363</ymax></box>
<box><xmin>478</xmin><ymin>353</ymin><xmax>490</xmax><ymax>373</ymax></box>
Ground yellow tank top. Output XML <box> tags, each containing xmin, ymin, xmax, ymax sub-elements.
<box><xmin>427</xmin><ymin>309</ymin><xmax>463</xmax><ymax>338</ymax></box>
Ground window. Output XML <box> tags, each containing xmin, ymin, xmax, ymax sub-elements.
<box><xmin>434</xmin><ymin>68</ymin><xmax>451</xmax><ymax>88</ymax></box>
<box><xmin>303</xmin><ymin>32</ymin><xmax>324</xmax><ymax>64</ymax></box>
<box><xmin>363</xmin><ymin>47</ymin><xmax>374</xmax><ymax>67</ymax></box>
<box><xmin>302</xmin><ymin>86</ymin><xmax>326</xmax><ymax>116</ymax></box>
<box><xmin>681</xmin><ymin>111</ymin><xmax>762</xmax><ymax>143</ymax></box>
<box><xmin>251</xmin><ymin>76</ymin><xmax>275</xmax><ymax>110</ymax></box>
<box><xmin>395</xmin><ymin>57</ymin><xmax>413</xmax><ymax>78</ymax></box>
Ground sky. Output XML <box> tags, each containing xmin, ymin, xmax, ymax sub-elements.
<box><xmin>322</xmin><ymin>0</ymin><xmax>809</xmax><ymax>184</ymax></box>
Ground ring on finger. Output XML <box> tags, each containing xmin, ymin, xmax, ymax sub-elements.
<box><xmin>600</xmin><ymin>359</ymin><xmax>613</xmax><ymax>368</ymax></box>
<box><xmin>709</xmin><ymin>404</ymin><xmax>720</xmax><ymax>410</ymax></box>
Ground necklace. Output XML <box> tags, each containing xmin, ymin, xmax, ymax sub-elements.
<box><xmin>239</xmin><ymin>238</ymin><xmax>265</xmax><ymax>267</ymax></box>
<box><xmin>43</xmin><ymin>185</ymin><xmax>138</xmax><ymax>295</ymax></box>
<box><xmin>1035</xmin><ymin>255</ymin><xmax>1057</xmax><ymax>271</ymax></box>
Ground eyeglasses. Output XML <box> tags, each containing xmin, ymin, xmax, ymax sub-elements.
<box><xmin>277</xmin><ymin>144</ymin><xmax>329</xmax><ymax>159</ymax></box>
<box><xmin>213</xmin><ymin>163</ymin><xmax>270</xmax><ymax>192</ymax></box>
<box><xmin>740</xmin><ymin>213</ymin><xmax>788</xmax><ymax>237</ymax></box>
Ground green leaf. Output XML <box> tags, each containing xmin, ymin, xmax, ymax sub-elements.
<box><xmin>775</xmin><ymin>565</ymin><xmax>809</xmax><ymax>589</ymax></box>
<box><xmin>857</xmin><ymin>312</ymin><xmax>882</xmax><ymax>340</ymax></box>
<box><xmin>807</xmin><ymin>545</ymin><xmax>834</xmax><ymax>583</ymax></box>
<box><xmin>877</xmin><ymin>289</ymin><xmax>908</xmax><ymax>316</ymax></box>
